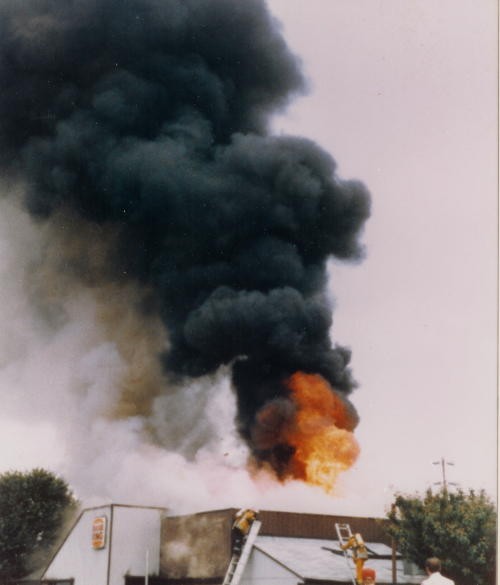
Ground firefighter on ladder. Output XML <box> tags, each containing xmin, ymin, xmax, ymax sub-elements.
<box><xmin>341</xmin><ymin>532</ymin><xmax>370</xmax><ymax>585</ymax></box>
<box><xmin>231</xmin><ymin>509</ymin><xmax>258</xmax><ymax>554</ymax></box>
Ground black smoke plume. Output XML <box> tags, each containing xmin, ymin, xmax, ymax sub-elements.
<box><xmin>0</xmin><ymin>0</ymin><xmax>370</xmax><ymax>475</ymax></box>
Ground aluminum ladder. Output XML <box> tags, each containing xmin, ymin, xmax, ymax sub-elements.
<box><xmin>222</xmin><ymin>519</ymin><xmax>262</xmax><ymax>585</ymax></box>
<box><xmin>335</xmin><ymin>522</ymin><xmax>357</xmax><ymax>585</ymax></box>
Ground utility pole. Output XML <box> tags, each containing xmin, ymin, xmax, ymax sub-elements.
<box><xmin>432</xmin><ymin>457</ymin><xmax>458</xmax><ymax>491</ymax></box>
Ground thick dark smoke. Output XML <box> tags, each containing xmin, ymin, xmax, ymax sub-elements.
<box><xmin>0</xmin><ymin>0</ymin><xmax>370</xmax><ymax>474</ymax></box>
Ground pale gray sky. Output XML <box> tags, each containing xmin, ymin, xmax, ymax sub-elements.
<box><xmin>0</xmin><ymin>0</ymin><xmax>496</xmax><ymax>517</ymax></box>
<box><xmin>267</xmin><ymin>0</ymin><xmax>498</xmax><ymax>510</ymax></box>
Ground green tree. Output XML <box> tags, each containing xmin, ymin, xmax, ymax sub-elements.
<box><xmin>386</xmin><ymin>488</ymin><xmax>496</xmax><ymax>585</ymax></box>
<box><xmin>0</xmin><ymin>468</ymin><xmax>78</xmax><ymax>582</ymax></box>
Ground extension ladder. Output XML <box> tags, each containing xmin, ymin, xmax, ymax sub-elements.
<box><xmin>222</xmin><ymin>520</ymin><xmax>262</xmax><ymax>585</ymax></box>
<box><xmin>335</xmin><ymin>523</ymin><xmax>357</xmax><ymax>585</ymax></box>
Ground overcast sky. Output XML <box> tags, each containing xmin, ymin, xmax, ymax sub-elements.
<box><xmin>266</xmin><ymin>0</ymin><xmax>498</xmax><ymax>510</ymax></box>
<box><xmin>0</xmin><ymin>0</ymin><xmax>496</xmax><ymax>518</ymax></box>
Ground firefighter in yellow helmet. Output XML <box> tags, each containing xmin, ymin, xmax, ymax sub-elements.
<box><xmin>341</xmin><ymin>533</ymin><xmax>369</xmax><ymax>585</ymax></box>
<box><xmin>231</xmin><ymin>509</ymin><xmax>258</xmax><ymax>553</ymax></box>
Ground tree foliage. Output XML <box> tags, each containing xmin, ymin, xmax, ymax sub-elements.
<box><xmin>0</xmin><ymin>468</ymin><xmax>77</xmax><ymax>581</ymax></box>
<box><xmin>386</xmin><ymin>488</ymin><xmax>496</xmax><ymax>585</ymax></box>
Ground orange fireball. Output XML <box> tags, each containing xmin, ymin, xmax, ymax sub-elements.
<box><xmin>283</xmin><ymin>372</ymin><xmax>360</xmax><ymax>491</ymax></box>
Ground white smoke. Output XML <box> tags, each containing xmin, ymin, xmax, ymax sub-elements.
<box><xmin>0</xmin><ymin>190</ymin><xmax>241</xmax><ymax>510</ymax></box>
<box><xmin>0</xmin><ymin>191</ymin><xmax>375</xmax><ymax>515</ymax></box>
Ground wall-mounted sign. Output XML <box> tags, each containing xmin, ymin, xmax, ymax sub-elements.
<box><xmin>92</xmin><ymin>516</ymin><xmax>107</xmax><ymax>550</ymax></box>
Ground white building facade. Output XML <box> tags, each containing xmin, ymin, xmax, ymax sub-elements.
<box><xmin>42</xmin><ymin>505</ymin><xmax>165</xmax><ymax>585</ymax></box>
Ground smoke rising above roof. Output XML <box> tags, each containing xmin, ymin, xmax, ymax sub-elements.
<box><xmin>0</xmin><ymin>0</ymin><xmax>370</xmax><ymax>481</ymax></box>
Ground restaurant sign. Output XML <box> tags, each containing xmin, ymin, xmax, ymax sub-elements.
<box><xmin>92</xmin><ymin>516</ymin><xmax>107</xmax><ymax>550</ymax></box>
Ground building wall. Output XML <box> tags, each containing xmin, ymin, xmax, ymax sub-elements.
<box><xmin>109</xmin><ymin>506</ymin><xmax>164</xmax><ymax>585</ymax></box>
<box><xmin>258</xmin><ymin>511</ymin><xmax>390</xmax><ymax>544</ymax></box>
<box><xmin>43</xmin><ymin>505</ymin><xmax>111</xmax><ymax>585</ymax></box>
<box><xmin>160</xmin><ymin>509</ymin><xmax>234</xmax><ymax>579</ymax></box>
<box><xmin>42</xmin><ymin>505</ymin><xmax>165</xmax><ymax>585</ymax></box>
<box><xmin>241</xmin><ymin>549</ymin><xmax>302</xmax><ymax>585</ymax></box>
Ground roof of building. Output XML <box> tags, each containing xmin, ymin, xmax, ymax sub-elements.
<box><xmin>254</xmin><ymin>536</ymin><xmax>424</xmax><ymax>584</ymax></box>
<box><xmin>257</xmin><ymin>510</ymin><xmax>391</xmax><ymax>544</ymax></box>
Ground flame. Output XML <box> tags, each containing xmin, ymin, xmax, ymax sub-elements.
<box><xmin>283</xmin><ymin>372</ymin><xmax>360</xmax><ymax>492</ymax></box>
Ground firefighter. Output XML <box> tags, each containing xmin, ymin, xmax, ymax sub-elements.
<box><xmin>341</xmin><ymin>533</ymin><xmax>369</xmax><ymax>585</ymax></box>
<box><xmin>231</xmin><ymin>508</ymin><xmax>258</xmax><ymax>553</ymax></box>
